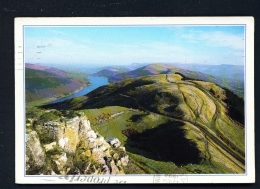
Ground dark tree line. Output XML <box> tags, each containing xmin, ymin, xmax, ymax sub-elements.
<box><xmin>223</xmin><ymin>87</ymin><xmax>244</xmax><ymax>125</ymax></box>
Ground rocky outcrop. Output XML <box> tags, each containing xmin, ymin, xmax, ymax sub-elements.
<box><xmin>35</xmin><ymin>116</ymin><xmax>81</xmax><ymax>153</ymax></box>
<box><xmin>27</xmin><ymin>113</ymin><xmax>129</xmax><ymax>175</ymax></box>
<box><xmin>51</xmin><ymin>152</ymin><xmax>68</xmax><ymax>174</ymax></box>
<box><xmin>107</xmin><ymin>138</ymin><xmax>121</xmax><ymax>148</ymax></box>
<box><xmin>26</xmin><ymin>131</ymin><xmax>45</xmax><ymax>173</ymax></box>
<box><xmin>43</xmin><ymin>142</ymin><xmax>56</xmax><ymax>152</ymax></box>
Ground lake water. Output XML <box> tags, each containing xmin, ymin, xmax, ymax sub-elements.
<box><xmin>51</xmin><ymin>76</ymin><xmax>109</xmax><ymax>104</ymax></box>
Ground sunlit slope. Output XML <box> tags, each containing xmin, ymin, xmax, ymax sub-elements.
<box><xmin>44</xmin><ymin>73</ymin><xmax>245</xmax><ymax>173</ymax></box>
<box><xmin>106</xmin><ymin>63</ymin><xmax>243</xmax><ymax>97</ymax></box>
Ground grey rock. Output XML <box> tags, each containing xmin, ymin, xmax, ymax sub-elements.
<box><xmin>52</xmin><ymin>152</ymin><xmax>68</xmax><ymax>173</ymax></box>
<box><xmin>85</xmin><ymin>130</ymin><xmax>97</xmax><ymax>139</ymax></box>
<box><xmin>106</xmin><ymin>138</ymin><xmax>121</xmax><ymax>148</ymax></box>
<box><xmin>26</xmin><ymin>131</ymin><xmax>45</xmax><ymax>169</ymax></box>
<box><xmin>43</xmin><ymin>142</ymin><xmax>56</xmax><ymax>152</ymax></box>
<box><xmin>120</xmin><ymin>155</ymin><xmax>129</xmax><ymax>166</ymax></box>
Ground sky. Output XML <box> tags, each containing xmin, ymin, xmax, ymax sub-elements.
<box><xmin>24</xmin><ymin>25</ymin><xmax>245</xmax><ymax>66</ymax></box>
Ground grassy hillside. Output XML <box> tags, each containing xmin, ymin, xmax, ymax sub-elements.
<box><xmin>104</xmin><ymin>63</ymin><xmax>244</xmax><ymax>98</ymax></box>
<box><xmin>26</xmin><ymin>68</ymin><xmax>70</xmax><ymax>90</ymax></box>
<box><xmin>42</xmin><ymin>73</ymin><xmax>245</xmax><ymax>174</ymax></box>
<box><xmin>91</xmin><ymin>67</ymin><xmax>131</xmax><ymax>83</ymax></box>
<box><xmin>25</xmin><ymin>65</ymin><xmax>89</xmax><ymax>104</ymax></box>
<box><xmin>172</xmin><ymin>63</ymin><xmax>244</xmax><ymax>80</ymax></box>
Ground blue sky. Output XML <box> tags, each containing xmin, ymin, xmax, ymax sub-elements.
<box><xmin>24</xmin><ymin>25</ymin><xmax>245</xmax><ymax>66</ymax></box>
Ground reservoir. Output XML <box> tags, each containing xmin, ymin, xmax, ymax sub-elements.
<box><xmin>51</xmin><ymin>76</ymin><xmax>109</xmax><ymax>104</ymax></box>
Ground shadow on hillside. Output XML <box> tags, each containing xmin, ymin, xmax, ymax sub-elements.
<box><xmin>160</xmin><ymin>69</ymin><xmax>172</xmax><ymax>74</ymax></box>
<box><xmin>79</xmin><ymin>94</ymin><xmax>140</xmax><ymax>110</ymax></box>
<box><xmin>129</xmin><ymin>114</ymin><xmax>147</xmax><ymax>122</ymax></box>
<box><xmin>41</xmin><ymin>93</ymin><xmax>140</xmax><ymax>111</ymax></box>
<box><xmin>125</xmin><ymin>121</ymin><xmax>202</xmax><ymax>166</ymax></box>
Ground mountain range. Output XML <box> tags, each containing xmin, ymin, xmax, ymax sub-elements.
<box><xmin>41</xmin><ymin>67</ymin><xmax>245</xmax><ymax>174</ymax></box>
<box><xmin>93</xmin><ymin>63</ymin><xmax>244</xmax><ymax>98</ymax></box>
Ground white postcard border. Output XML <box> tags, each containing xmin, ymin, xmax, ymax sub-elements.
<box><xmin>15</xmin><ymin>17</ymin><xmax>255</xmax><ymax>184</ymax></box>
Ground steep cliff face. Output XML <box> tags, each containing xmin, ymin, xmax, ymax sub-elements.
<box><xmin>26</xmin><ymin>131</ymin><xmax>46</xmax><ymax>172</ymax></box>
<box><xmin>26</xmin><ymin>113</ymin><xmax>128</xmax><ymax>175</ymax></box>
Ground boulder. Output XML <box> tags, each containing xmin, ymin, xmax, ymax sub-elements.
<box><xmin>58</xmin><ymin>137</ymin><xmax>68</xmax><ymax>149</ymax></box>
<box><xmin>88</xmin><ymin>138</ymin><xmax>97</xmax><ymax>149</ymax></box>
<box><xmin>79</xmin><ymin>119</ymin><xmax>91</xmax><ymax>135</ymax></box>
<box><xmin>112</xmin><ymin>153</ymin><xmax>119</xmax><ymax>160</ymax></box>
<box><xmin>116</xmin><ymin>160</ymin><xmax>121</xmax><ymax>166</ymax></box>
<box><xmin>120</xmin><ymin>155</ymin><xmax>129</xmax><ymax>166</ymax></box>
<box><xmin>91</xmin><ymin>147</ymin><xmax>103</xmax><ymax>160</ymax></box>
<box><xmin>100</xmin><ymin>145</ymin><xmax>108</xmax><ymax>152</ymax></box>
<box><xmin>110</xmin><ymin>160</ymin><xmax>120</xmax><ymax>174</ymax></box>
<box><xmin>52</xmin><ymin>152</ymin><xmax>67</xmax><ymax>173</ymax></box>
<box><xmin>96</xmin><ymin>136</ymin><xmax>105</xmax><ymax>146</ymax></box>
<box><xmin>118</xmin><ymin>146</ymin><xmax>126</xmax><ymax>152</ymax></box>
<box><xmin>85</xmin><ymin>130</ymin><xmax>97</xmax><ymax>139</ymax></box>
<box><xmin>66</xmin><ymin>116</ymin><xmax>80</xmax><ymax>130</ymax></box>
<box><xmin>106</xmin><ymin>138</ymin><xmax>121</xmax><ymax>148</ymax></box>
<box><xmin>102</xmin><ymin>141</ymin><xmax>111</xmax><ymax>150</ymax></box>
<box><xmin>102</xmin><ymin>148</ymin><xmax>111</xmax><ymax>157</ymax></box>
<box><xmin>97</xmin><ymin>157</ymin><xmax>106</xmax><ymax>165</ymax></box>
<box><xmin>26</xmin><ymin>131</ymin><xmax>45</xmax><ymax>169</ymax></box>
<box><xmin>44</xmin><ymin>142</ymin><xmax>57</xmax><ymax>152</ymax></box>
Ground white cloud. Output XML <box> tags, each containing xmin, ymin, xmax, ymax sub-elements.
<box><xmin>201</xmin><ymin>31</ymin><xmax>244</xmax><ymax>50</ymax></box>
<box><xmin>181</xmin><ymin>31</ymin><xmax>244</xmax><ymax>50</ymax></box>
<box><xmin>24</xmin><ymin>28</ymin><xmax>244</xmax><ymax>65</ymax></box>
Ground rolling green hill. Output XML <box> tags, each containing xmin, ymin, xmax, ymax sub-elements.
<box><xmin>42</xmin><ymin>73</ymin><xmax>245</xmax><ymax>174</ymax></box>
<box><xmin>103</xmin><ymin>63</ymin><xmax>244</xmax><ymax>98</ymax></box>
<box><xmin>25</xmin><ymin>64</ymin><xmax>89</xmax><ymax>104</ymax></box>
<box><xmin>91</xmin><ymin>66</ymin><xmax>131</xmax><ymax>77</ymax></box>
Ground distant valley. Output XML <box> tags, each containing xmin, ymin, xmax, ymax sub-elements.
<box><xmin>26</xmin><ymin>62</ymin><xmax>245</xmax><ymax>175</ymax></box>
<box><xmin>41</xmin><ymin>68</ymin><xmax>245</xmax><ymax>174</ymax></box>
<box><xmin>25</xmin><ymin>63</ymin><xmax>89</xmax><ymax>103</ymax></box>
